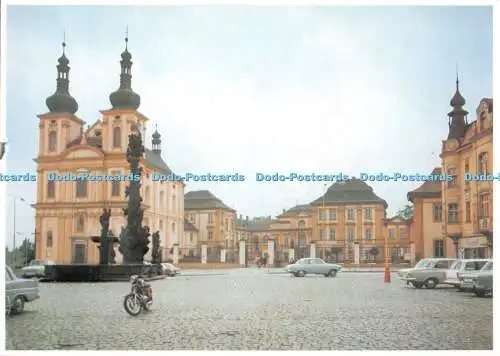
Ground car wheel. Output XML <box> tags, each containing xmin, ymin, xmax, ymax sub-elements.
<box><xmin>475</xmin><ymin>289</ymin><xmax>486</xmax><ymax>297</ymax></box>
<box><xmin>457</xmin><ymin>286</ymin><xmax>465</xmax><ymax>292</ymax></box>
<box><xmin>412</xmin><ymin>282</ymin><xmax>423</xmax><ymax>289</ymax></box>
<box><xmin>292</xmin><ymin>272</ymin><xmax>299</xmax><ymax>277</ymax></box>
<box><xmin>424</xmin><ymin>278</ymin><xmax>438</xmax><ymax>289</ymax></box>
<box><xmin>12</xmin><ymin>296</ymin><xmax>25</xmax><ymax>314</ymax></box>
<box><xmin>328</xmin><ymin>269</ymin><xmax>337</xmax><ymax>278</ymax></box>
<box><xmin>297</xmin><ymin>270</ymin><xmax>306</xmax><ymax>277</ymax></box>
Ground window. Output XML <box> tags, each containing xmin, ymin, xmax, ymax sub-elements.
<box><xmin>47</xmin><ymin>179</ymin><xmax>55</xmax><ymax>198</ymax></box>
<box><xmin>94</xmin><ymin>130</ymin><xmax>102</xmax><ymax>137</ymax></box>
<box><xmin>465</xmin><ymin>202</ymin><xmax>471</xmax><ymax>222</ymax></box>
<box><xmin>478</xmin><ymin>153</ymin><xmax>488</xmax><ymax>174</ymax></box>
<box><xmin>347</xmin><ymin>228</ymin><xmax>354</xmax><ymax>242</ymax></box>
<box><xmin>113</xmin><ymin>126</ymin><xmax>121</xmax><ymax>148</ymax></box>
<box><xmin>111</xmin><ymin>172</ymin><xmax>120</xmax><ymax>197</ymax></box>
<box><xmin>447</xmin><ymin>168</ymin><xmax>456</xmax><ymax>187</ymax></box>
<box><xmin>364</xmin><ymin>228</ymin><xmax>372</xmax><ymax>240</ymax></box>
<box><xmin>319</xmin><ymin>210</ymin><xmax>324</xmax><ymax>221</ymax></box>
<box><xmin>328</xmin><ymin>209</ymin><xmax>336</xmax><ymax>221</ymax></box>
<box><xmin>433</xmin><ymin>240</ymin><xmax>444</xmax><ymax>257</ymax></box>
<box><xmin>389</xmin><ymin>228</ymin><xmax>396</xmax><ymax>239</ymax></box>
<box><xmin>208</xmin><ymin>231</ymin><xmax>213</xmax><ymax>240</ymax></box>
<box><xmin>159</xmin><ymin>220</ymin><xmax>163</xmax><ymax>232</ymax></box>
<box><xmin>319</xmin><ymin>229</ymin><xmax>324</xmax><ymax>241</ymax></box>
<box><xmin>479</xmin><ymin>194</ymin><xmax>490</xmax><ymax>218</ymax></box>
<box><xmin>159</xmin><ymin>191</ymin><xmax>164</xmax><ymax>207</ymax></box>
<box><xmin>172</xmin><ymin>222</ymin><xmax>176</xmax><ymax>233</ymax></box>
<box><xmin>432</xmin><ymin>203</ymin><xmax>442</xmax><ymax>222</ymax></box>
<box><xmin>464</xmin><ymin>160</ymin><xmax>470</xmax><ymax>189</ymax></box>
<box><xmin>399</xmin><ymin>227</ymin><xmax>407</xmax><ymax>239</ymax></box>
<box><xmin>448</xmin><ymin>204</ymin><xmax>459</xmax><ymax>223</ymax></box>
<box><xmin>48</xmin><ymin>131</ymin><xmax>57</xmax><ymax>152</ymax></box>
<box><xmin>190</xmin><ymin>232</ymin><xmax>193</xmax><ymax>243</ymax></box>
<box><xmin>364</xmin><ymin>208</ymin><xmax>372</xmax><ymax>220</ymax></box>
<box><xmin>347</xmin><ymin>208</ymin><xmax>355</xmax><ymax>221</ymax></box>
<box><xmin>76</xmin><ymin>178</ymin><xmax>87</xmax><ymax>198</ymax></box>
<box><xmin>208</xmin><ymin>212</ymin><xmax>213</xmax><ymax>224</ymax></box>
<box><xmin>225</xmin><ymin>219</ymin><xmax>229</xmax><ymax>231</ymax></box>
<box><xmin>76</xmin><ymin>215</ymin><xmax>85</xmax><ymax>232</ymax></box>
<box><xmin>434</xmin><ymin>260</ymin><xmax>449</xmax><ymax>269</ymax></box>
<box><xmin>46</xmin><ymin>231</ymin><xmax>53</xmax><ymax>248</ymax></box>
<box><xmin>329</xmin><ymin>228</ymin><xmax>336</xmax><ymax>241</ymax></box>
<box><xmin>144</xmin><ymin>186</ymin><xmax>150</xmax><ymax>203</ymax></box>
<box><xmin>172</xmin><ymin>194</ymin><xmax>176</xmax><ymax>211</ymax></box>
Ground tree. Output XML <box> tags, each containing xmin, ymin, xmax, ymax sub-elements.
<box><xmin>18</xmin><ymin>238</ymin><xmax>36</xmax><ymax>265</ymax></box>
<box><xmin>396</xmin><ymin>204</ymin><xmax>413</xmax><ymax>220</ymax></box>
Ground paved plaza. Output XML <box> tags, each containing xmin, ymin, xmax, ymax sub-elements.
<box><xmin>6</xmin><ymin>268</ymin><xmax>493</xmax><ymax>350</ymax></box>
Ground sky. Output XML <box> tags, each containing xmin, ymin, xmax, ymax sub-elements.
<box><xmin>2</xmin><ymin>5</ymin><xmax>493</xmax><ymax>249</ymax></box>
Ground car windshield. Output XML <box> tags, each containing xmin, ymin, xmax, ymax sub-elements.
<box><xmin>29</xmin><ymin>260</ymin><xmax>43</xmax><ymax>266</ymax></box>
<box><xmin>296</xmin><ymin>259</ymin><xmax>307</xmax><ymax>264</ymax></box>
<box><xmin>414</xmin><ymin>259</ymin><xmax>433</xmax><ymax>269</ymax></box>
<box><xmin>450</xmin><ymin>261</ymin><xmax>462</xmax><ymax>270</ymax></box>
<box><xmin>482</xmin><ymin>262</ymin><xmax>493</xmax><ymax>271</ymax></box>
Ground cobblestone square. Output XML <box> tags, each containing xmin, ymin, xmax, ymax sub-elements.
<box><xmin>6</xmin><ymin>269</ymin><xmax>493</xmax><ymax>350</ymax></box>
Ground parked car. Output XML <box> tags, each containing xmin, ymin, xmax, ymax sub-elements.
<box><xmin>457</xmin><ymin>260</ymin><xmax>493</xmax><ymax>292</ymax></box>
<box><xmin>21</xmin><ymin>259</ymin><xmax>55</xmax><ymax>278</ymax></box>
<box><xmin>444</xmin><ymin>259</ymin><xmax>489</xmax><ymax>289</ymax></box>
<box><xmin>161</xmin><ymin>263</ymin><xmax>180</xmax><ymax>276</ymax></box>
<box><xmin>472</xmin><ymin>270</ymin><xmax>493</xmax><ymax>297</ymax></box>
<box><xmin>5</xmin><ymin>265</ymin><xmax>40</xmax><ymax>314</ymax></box>
<box><xmin>286</xmin><ymin>258</ymin><xmax>342</xmax><ymax>277</ymax></box>
<box><xmin>398</xmin><ymin>258</ymin><xmax>456</xmax><ymax>289</ymax></box>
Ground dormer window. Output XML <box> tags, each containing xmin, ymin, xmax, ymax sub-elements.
<box><xmin>479</xmin><ymin>112</ymin><xmax>486</xmax><ymax>130</ymax></box>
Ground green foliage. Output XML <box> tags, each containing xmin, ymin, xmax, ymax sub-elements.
<box><xmin>396</xmin><ymin>204</ymin><xmax>414</xmax><ymax>220</ymax></box>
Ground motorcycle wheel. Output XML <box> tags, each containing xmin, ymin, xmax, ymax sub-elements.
<box><xmin>123</xmin><ymin>293</ymin><xmax>142</xmax><ymax>316</ymax></box>
<box><xmin>143</xmin><ymin>297</ymin><xmax>153</xmax><ymax>311</ymax></box>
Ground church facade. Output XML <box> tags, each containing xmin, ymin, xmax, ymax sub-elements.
<box><xmin>34</xmin><ymin>38</ymin><xmax>185</xmax><ymax>264</ymax></box>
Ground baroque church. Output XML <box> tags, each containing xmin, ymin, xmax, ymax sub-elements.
<box><xmin>34</xmin><ymin>37</ymin><xmax>185</xmax><ymax>264</ymax></box>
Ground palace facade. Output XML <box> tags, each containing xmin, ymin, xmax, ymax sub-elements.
<box><xmin>184</xmin><ymin>190</ymin><xmax>236</xmax><ymax>260</ymax></box>
<box><xmin>408</xmin><ymin>79</ymin><xmax>493</xmax><ymax>259</ymax></box>
<box><xmin>34</xmin><ymin>39</ymin><xmax>185</xmax><ymax>264</ymax></box>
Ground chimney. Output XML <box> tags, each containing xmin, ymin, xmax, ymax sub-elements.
<box><xmin>246</xmin><ymin>216</ymin><xmax>249</xmax><ymax>221</ymax></box>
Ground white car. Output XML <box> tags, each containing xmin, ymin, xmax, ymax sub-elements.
<box><xmin>161</xmin><ymin>263</ymin><xmax>180</xmax><ymax>276</ymax></box>
<box><xmin>458</xmin><ymin>260</ymin><xmax>493</xmax><ymax>292</ymax></box>
<box><xmin>21</xmin><ymin>260</ymin><xmax>55</xmax><ymax>278</ymax></box>
<box><xmin>444</xmin><ymin>259</ymin><xmax>490</xmax><ymax>289</ymax></box>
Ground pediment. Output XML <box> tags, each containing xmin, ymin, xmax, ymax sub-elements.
<box><xmin>62</xmin><ymin>147</ymin><xmax>103</xmax><ymax>159</ymax></box>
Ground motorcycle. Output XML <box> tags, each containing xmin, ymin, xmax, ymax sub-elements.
<box><xmin>123</xmin><ymin>275</ymin><xmax>153</xmax><ymax>316</ymax></box>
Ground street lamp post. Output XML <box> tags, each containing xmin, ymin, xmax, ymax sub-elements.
<box><xmin>12</xmin><ymin>196</ymin><xmax>26</xmax><ymax>267</ymax></box>
<box><xmin>383</xmin><ymin>220</ymin><xmax>391</xmax><ymax>283</ymax></box>
<box><xmin>16</xmin><ymin>232</ymin><xmax>34</xmax><ymax>265</ymax></box>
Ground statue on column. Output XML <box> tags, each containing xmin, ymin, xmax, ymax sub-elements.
<box><xmin>151</xmin><ymin>231</ymin><xmax>161</xmax><ymax>264</ymax></box>
<box><xmin>118</xmin><ymin>125</ymin><xmax>150</xmax><ymax>264</ymax></box>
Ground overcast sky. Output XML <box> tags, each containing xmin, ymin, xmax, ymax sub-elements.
<box><xmin>3</xmin><ymin>5</ymin><xmax>492</xmax><ymax>248</ymax></box>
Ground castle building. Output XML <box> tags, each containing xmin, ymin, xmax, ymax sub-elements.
<box><xmin>34</xmin><ymin>38</ymin><xmax>185</xmax><ymax>264</ymax></box>
<box><xmin>407</xmin><ymin>168</ymin><xmax>446</xmax><ymax>259</ymax></box>
<box><xmin>408</xmin><ymin>78</ymin><xmax>493</xmax><ymax>259</ymax></box>
<box><xmin>184</xmin><ymin>190</ymin><xmax>236</xmax><ymax>261</ymax></box>
<box><xmin>310</xmin><ymin>179</ymin><xmax>388</xmax><ymax>263</ymax></box>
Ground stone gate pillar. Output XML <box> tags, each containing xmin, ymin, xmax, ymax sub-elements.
<box><xmin>239</xmin><ymin>240</ymin><xmax>246</xmax><ymax>266</ymax></box>
<box><xmin>310</xmin><ymin>242</ymin><xmax>316</xmax><ymax>258</ymax></box>
<box><xmin>201</xmin><ymin>243</ymin><xmax>208</xmax><ymax>264</ymax></box>
<box><xmin>354</xmin><ymin>242</ymin><xmax>360</xmax><ymax>265</ymax></box>
<box><xmin>220</xmin><ymin>248</ymin><xmax>226</xmax><ymax>263</ymax></box>
<box><xmin>173</xmin><ymin>244</ymin><xmax>179</xmax><ymax>264</ymax></box>
<box><xmin>267</xmin><ymin>239</ymin><xmax>275</xmax><ymax>266</ymax></box>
